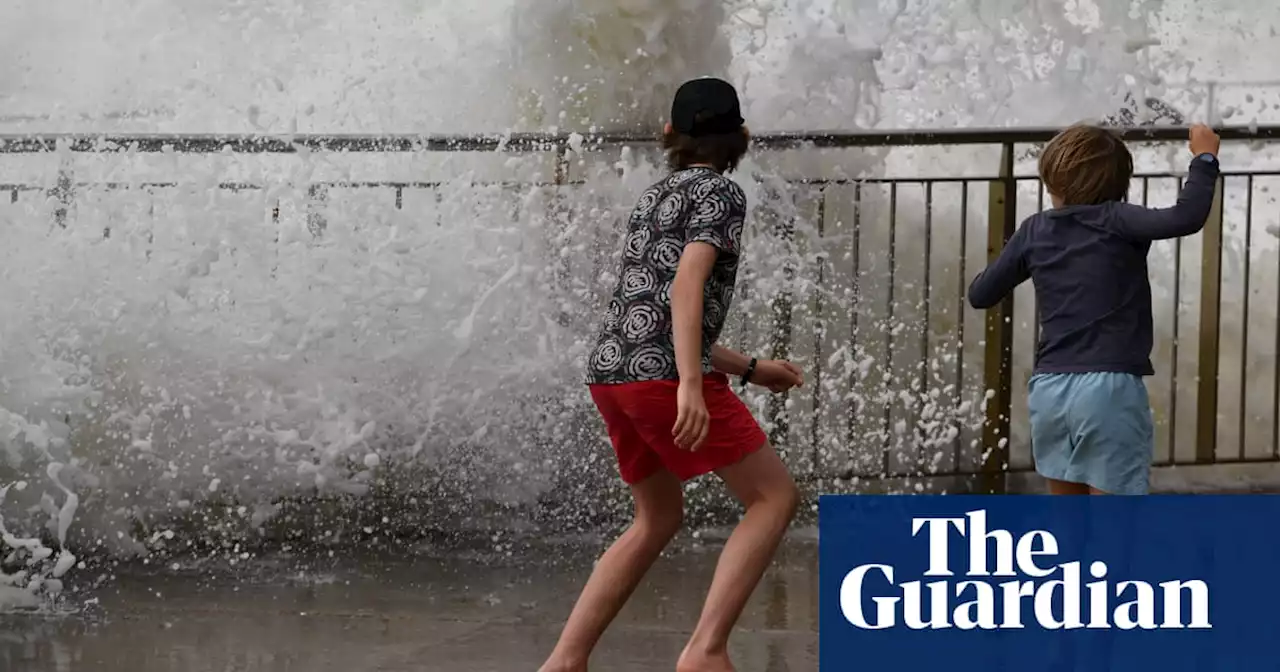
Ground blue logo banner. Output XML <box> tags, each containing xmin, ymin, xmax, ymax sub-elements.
<box><xmin>818</xmin><ymin>495</ymin><xmax>1280</xmax><ymax>671</ymax></box>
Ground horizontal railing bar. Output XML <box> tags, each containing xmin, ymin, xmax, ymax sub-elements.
<box><xmin>777</xmin><ymin>170</ymin><xmax>1280</xmax><ymax>186</ymax></box>
<box><xmin>0</xmin><ymin>108</ymin><xmax>174</xmax><ymax>124</ymax></box>
<box><xmin>812</xmin><ymin>453</ymin><xmax>1280</xmax><ymax>483</ymax></box>
<box><xmin>815</xmin><ymin>453</ymin><xmax>1280</xmax><ymax>482</ymax></box>
<box><xmin>0</xmin><ymin>180</ymin><xmax>571</xmax><ymax>191</ymax></box>
<box><xmin>301</xmin><ymin>180</ymin><xmax>568</xmax><ymax>189</ymax></box>
<box><xmin>796</xmin><ymin>450</ymin><xmax>1280</xmax><ymax>480</ymax></box>
<box><xmin>0</xmin><ymin>181</ymin><xmax>549</xmax><ymax>191</ymax></box>
<box><xmin>5</xmin><ymin>169</ymin><xmax>1279</xmax><ymax>196</ymax></box>
<box><xmin>798</xmin><ymin>464</ymin><xmax>1035</xmax><ymax>483</ymax></box>
<box><xmin>0</xmin><ymin>135</ymin><xmax>562</xmax><ymax>154</ymax></box>
<box><xmin>789</xmin><ymin>176</ymin><xmax>976</xmax><ymax>185</ymax></box>
<box><xmin>1</xmin><ymin>125</ymin><xmax>1278</xmax><ymax>154</ymax></box>
<box><xmin>792</xmin><ymin>454</ymin><xmax>1280</xmax><ymax>485</ymax></box>
<box><xmin>1156</xmin><ymin>455</ymin><xmax>1280</xmax><ymax>467</ymax></box>
<box><xmin>1090</xmin><ymin>170</ymin><xmax>1280</xmax><ymax>179</ymax></box>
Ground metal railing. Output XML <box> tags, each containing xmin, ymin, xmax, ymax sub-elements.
<box><xmin>3</xmin><ymin>125</ymin><xmax>1280</xmax><ymax>494</ymax></box>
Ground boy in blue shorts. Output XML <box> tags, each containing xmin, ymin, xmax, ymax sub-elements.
<box><xmin>968</xmin><ymin>124</ymin><xmax>1221</xmax><ymax>495</ymax></box>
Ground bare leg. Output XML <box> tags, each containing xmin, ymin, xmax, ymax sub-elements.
<box><xmin>539</xmin><ymin>470</ymin><xmax>685</xmax><ymax>672</ymax></box>
<box><xmin>677</xmin><ymin>445</ymin><xmax>799</xmax><ymax>672</ymax></box>
<box><xmin>1046</xmin><ymin>478</ymin><xmax>1090</xmax><ymax>495</ymax></box>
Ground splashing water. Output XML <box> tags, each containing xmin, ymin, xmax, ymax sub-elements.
<box><xmin>505</xmin><ymin>0</ymin><xmax>734</xmax><ymax>132</ymax></box>
<box><xmin>3</xmin><ymin>0</ymin><xmax>1278</xmax><ymax>611</ymax></box>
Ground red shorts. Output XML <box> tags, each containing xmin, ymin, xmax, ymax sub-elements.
<box><xmin>588</xmin><ymin>373</ymin><xmax>769</xmax><ymax>485</ymax></box>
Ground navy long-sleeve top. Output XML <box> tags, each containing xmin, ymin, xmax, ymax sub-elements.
<box><xmin>967</xmin><ymin>155</ymin><xmax>1220</xmax><ymax>377</ymax></box>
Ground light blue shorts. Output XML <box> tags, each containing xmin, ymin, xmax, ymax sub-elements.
<box><xmin>1027</xmin><ymin>372</ymin><xmax>1154</xmax><ymax>495</ymax></box>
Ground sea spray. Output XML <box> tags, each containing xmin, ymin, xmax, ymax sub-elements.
<box><xmin>0</xmin><ymin>481</ymin><xmax>68</xmax><ymax>610</ymax></box>
<box><xmin>3</xmin><ymin>0</ymin><xmax>1273</xmax><ymax>605</ymax></box>
<box><xmin>506</xmin><ymin>0</ymin><xmax>734</xmax><ymax>132</ymax></box>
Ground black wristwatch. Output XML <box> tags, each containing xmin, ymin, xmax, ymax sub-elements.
<box><xmin>741</xmin><ymin>358</ymin><xmax>758</xmax><ymax>388</ymax></box>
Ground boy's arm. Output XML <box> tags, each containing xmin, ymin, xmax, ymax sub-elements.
<box><xmin>967</xmin><ymin>222</ymin><xmax>1031</xmax><ymax>309</ymax></box>
<box><xmin>711</xmin><ymin>344</ymin><xmax>751</xmax><ymax>376</ymax></box>
<box><xmin>672</xmin><ymin>244</ymin><xmax>717</xmax><ymax>384</ymax></box>
<box><xmin>1112</xmin><ymin>155</ymin><xmax>1220</xmax><ymax>241</ymax></box>
<box><xmin>674</xmin><ymin>179</ymin><xmax>747</xmax><ymax>383</ymax></box>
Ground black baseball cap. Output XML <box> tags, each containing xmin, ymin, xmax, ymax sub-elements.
<box><xmin>671</xmin><ymin>77</ymin><xmax>744</xmax><ymax>137</ymax></box>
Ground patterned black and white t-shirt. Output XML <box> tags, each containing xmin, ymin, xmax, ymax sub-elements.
<box><xmin>586</xmin><ymin>167</ymin><xmax>748</xmax><ymax>385</ymax></box>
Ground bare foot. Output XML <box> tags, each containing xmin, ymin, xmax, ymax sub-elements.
<box><xmin>676</xmin><ymin>649</ymin><xmax>735</xmax><ymax>672</ymax></box>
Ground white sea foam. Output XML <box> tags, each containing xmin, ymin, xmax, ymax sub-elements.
<box><xmin>2</xmin><ymin>0</ymin><xmax>1279</xmax><ymax>611</ymax></box>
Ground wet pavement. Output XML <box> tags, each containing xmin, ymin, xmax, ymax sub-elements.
<box><xmin>1</xmin><ymin>533</ymin><xmax>819</xmax><ymax>672</ymax></box>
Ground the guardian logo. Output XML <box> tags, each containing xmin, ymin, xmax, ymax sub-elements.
<box><xmin>840</xmin><ymin>510</ymin><xmax>1211</xmax><ymax>631</ymax></box>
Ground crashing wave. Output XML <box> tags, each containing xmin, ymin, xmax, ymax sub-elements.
<box><xmin>505</xmin><ymin>0</ymin><xmax>735</xmax><ymax>131</ymax></box>
<box><xmin>0</xmin><ymin>0</ymin><xmax>1204</xmax><ymax>615</ymax></box>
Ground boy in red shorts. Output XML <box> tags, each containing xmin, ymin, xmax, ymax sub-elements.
<box><xmin>539</xmin><ymin>78</ymin><xmax>805</xmax><ymax>672</ymax></box>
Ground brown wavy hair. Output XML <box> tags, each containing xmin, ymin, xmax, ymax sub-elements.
<box><xmin>663</xmin><ymin>125</ymin><xmax>749</xmax><ymax>173</ymax></box>
<box><xmin>1039</xmin><ymin>124</ymin><xmax>1134</xmax><ymax>206</ymax></box>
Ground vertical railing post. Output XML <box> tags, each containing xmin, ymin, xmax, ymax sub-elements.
<box><xmin>979</xmin><ymin>142</ymin><xmax>1016</xmax><ymax>494</ymax></box>
<box><xmin>306</xmin><ymin>183</ymin><xmax>328</xmax><ymax>238</ymax></box>
<box><xmin>270</xmin><ymin>200</ymin><xmax>281</xmax><ymax>279</ymax></box>
<box><xmin>49</xmin><ymin>154</ymin><xmax>74</xmax><ymax>228</ymax></box>
<box><xmin>553</xmin><ymin>142</ymin><xmax>569</xmax><ymax>187</ymax></box>
<box><xmin>1195</xmin><ymin>176</ymin><xmax>1226</xmax><ymax>463</ymax></box>
<box><xmin>548</xmin><ymin>143</ymin><xmax>573</xmax><ymax>327</ymax></box>
<box><xmin>810</xmin><ymin>188</ymin><xmax>827</xmax><ymax>475</ymax></box>
<box><xmin>844</xmin><ymin>184</ymin><xmax>864</xmax><ymax>459</ymax></box>
<box><xmin>767</xmin><ymin>183</ymin><xmax>796</xmax><ymax>449</ymax></box>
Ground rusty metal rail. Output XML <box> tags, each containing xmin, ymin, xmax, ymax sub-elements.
<box><xmin>3</xmin><ymin>125</ymin><xmax>1280</xmax><ymax>494</ymax></box>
